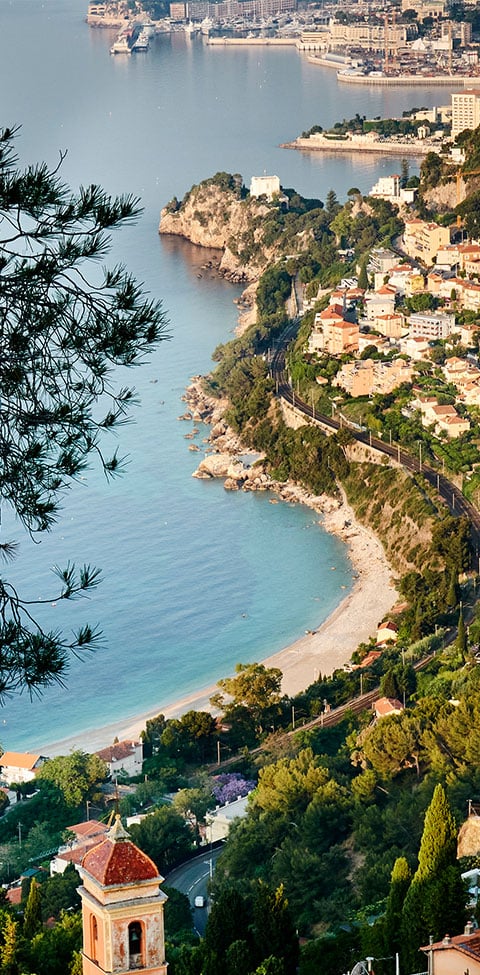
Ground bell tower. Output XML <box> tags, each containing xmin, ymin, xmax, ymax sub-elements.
<box><xmin>78</xmin><ymin>816</ymin><xmax>168</xmax><ymax>975</ymax></box>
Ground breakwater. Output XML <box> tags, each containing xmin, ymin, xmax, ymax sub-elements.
<box><xmin>207</xmin><ymin>36</ymin><xmax>297</xmax><ymax>45</ymax></box>
<box><xmin>336</xmin><ymin>70</ymin><xmax>472</xmax><ymax>86</ymax></box>
<box><xmin>282</xmin><ymin>135</ymin><xmax>431</xmax><ymax>156</ymax></box>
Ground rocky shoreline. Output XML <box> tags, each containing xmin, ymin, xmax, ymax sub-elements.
<box><xmin>182</xmin><ymin>376</ymin><xmax>348</xmax><ymax>516</ymax></box>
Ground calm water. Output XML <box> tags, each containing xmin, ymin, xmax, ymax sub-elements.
<box><xmin>0</xmin><ymin>0</ymin><xmax>443</xmax><ymax>751</ymax></box>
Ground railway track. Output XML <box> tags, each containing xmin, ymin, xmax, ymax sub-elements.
<box><xmin>270</xmin><ymin>323</ymin><xmax>480</xmax><ymax>560</ymax></box>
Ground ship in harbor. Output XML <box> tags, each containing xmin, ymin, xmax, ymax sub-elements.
<box><xmin>132</xmin><ymin>27</ymin><xmax>150</xmax><ymax>50</ymax></box>
<box><xmin>110</xmin><ymin>30</ymin><xmax>132</xmax><ymax>54</ymax></box>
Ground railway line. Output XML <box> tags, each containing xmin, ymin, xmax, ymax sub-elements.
<box><xmin>269</xmin><ymin>323</ymin><xmax>480</xmax><ymax>561</ymax></box>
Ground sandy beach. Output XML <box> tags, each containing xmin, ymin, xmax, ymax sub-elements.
<box><xmin>43</xmin><ymin>491</ymin><xmax>398</xmax><ymax>757</ymax></box>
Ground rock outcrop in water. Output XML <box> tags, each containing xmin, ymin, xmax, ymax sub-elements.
<box><xmin>159</xmin><ymin>173</ymin><xmax>296</xmax><ymax>283</ymax></box>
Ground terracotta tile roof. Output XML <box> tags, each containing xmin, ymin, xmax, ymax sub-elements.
<box><xmin>82</xmin><ymin>837</ymin><xmax>158</xmax><ymax>886</ymax></box>
<box><xmin>374</xmin><ymin>697</ymin><xmax>404</xmax><ymax>716</ymax></box>
<box><xmin>96</xmin><ymin>740</ymin><xmax>140</xmax><ymax>763</ymax></box>
<box><xmin>421</xmin><ymin>931</ymin><xmax>480</xmax><ymax>961</ymax></box>
<box><xmin>57</xmin><ymin>839</ymin><xmax>104</xmax><ymax>866</ymax></box>
<box><xmin>0</xmin><ymin>752</ymin><xmax>42</xmax><ymax>770</ymax></box>
<box><xmin>6</xmin><ymin>887</ymin><xmax>22</xmax><ymax>906</ymax></box>
<box><xmin>81</xmin><ymin>819</ymin><xmax>159</xmax><ymax>887</ymax></box>
<box><xmin>68</xmin><ymin>820</ymin><xmax>108</xmax><ymax>839</ymax></box>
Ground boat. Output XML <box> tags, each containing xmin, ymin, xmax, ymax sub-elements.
<box><xmin>200</xmin><ymin>17</ymin><xmax>214</xmax><ymax>35</ymax></box>
<box><xmin>110</xmin><ymin>32</ymin><xmax>132</xmax><ymax>54</ymax></box>
<box><xmin>132</xmin><ymin>28</ymin><xmax>150</xmax><ymax>50</ymax></box>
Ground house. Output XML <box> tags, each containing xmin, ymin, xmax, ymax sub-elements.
<box><xmin>373</xmin><ymin>312</ymin><xmax>405</xmax><ymax>339</ymax></box>
<box><xmin>0</xmin><ymin>752</ymin><xmax>47</xmax><ymax>787</ymax></box>
<box><xmin>364</xmin><ymin>285</ymin><xmax>396</xmax><ymax>321</ymax></box>
<box><xmin>205</xmin><ymin>794</ymin><xmax>251</xmax><ymax>842</ymax></box>
<box><xmin>377</xmin><ymin>620</ymin><xmax>398</xmax><ymax>645</ymax></box>
<box><xmin>373</xmin><ymin>697</ymin><xmax>404</xmax><ymax>718</ymax></box>
<box><xmin>50</xmin><ymin>819</ymin><xmax>109</xmax><ymax>876</ymax></box>
<box><xmin>250</xmin><ymin>175</ymin><xmax>283</xmax><ymax>202</ymax></box>
<box><xmin>95</xmin><ymin>740</ymin><xmax>143</xmax><ymax>780</ymax></box>
<box><xmin>308</xmin><ymin>305</ymin><xmax>359</xmax><ymax>356</ymax></box>
<box><xmin>420</xmin><ymin>925</ymin><xmax>480</xmax><ymax>975</ymax></box>
<box><xmin>408</xmin><ymin>310</ymin><xmax>456</xmax><ymax>341</ymax></box>
<box><xmin>400</xmin><ymin>335</ymin><xmax>430</xmax><ymax>360</ymax></box>
<box><xmin>368</xmin><ymin>173</ymin><xmax>401</xmax><ymax>202</ymax></box>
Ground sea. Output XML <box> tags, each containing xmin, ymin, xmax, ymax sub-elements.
<box><xmin>0</xmin><ymin>0</ymin><xmax>445</xmax><ymax>752</ymax></box>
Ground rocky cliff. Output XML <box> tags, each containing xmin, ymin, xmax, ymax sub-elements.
<box><xmin>159</xmin><ymin>174</ymin><xmax>297</xmax><ymax>283</ymax></box>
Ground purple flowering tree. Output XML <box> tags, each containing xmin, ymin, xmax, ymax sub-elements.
<box><xmin>212</xmin><ymin>772</ymin><xmax>255</xmax><ymax>805</ymax></box>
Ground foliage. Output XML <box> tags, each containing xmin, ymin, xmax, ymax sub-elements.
<box><xmin>160</xmin><ymin>711</ymin><xmax>218</xmax><ymax>764</ymax></box>
<box><xmin>400</xmin><ymin>784</ymin><xmax>466</xmax><ymax>971</ymax></box>
<box><xmin>28</xmin><ymin>911</ymin><xmax>82</xmax><ymax>975</ymax></box>
<box><xmin>0</xmin><ymin>126</ymin><xmax>169</xmax><ymax>698</ymax></box>
<box><xmin>163</xmin><ymin>886</ymin><xmax>195</xmax><ymax>943</ymax></box>
<box><xmin>37</xmin><ymin>750</ymin><xmax>107</xmax><ymax>807</ymax></box>
<box><xmin>128</xmin><ymin>805</ymin><xmax>194</xmax><ymax>872</ymax></box>
<box><xmin>38</xmin><ymin>864</ymin><xmax>81</xmax><ymax>921</ymax></box>
<box><xmin>210</xmin><ymin>663</ymin><xmax>283</xmax><ymax>734</ymax></box>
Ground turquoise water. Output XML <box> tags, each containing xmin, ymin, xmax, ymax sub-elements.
<box><xmin>0</xmin><ymin>0</ymin><xmax>442</xmax><ymax>750</ymax></box>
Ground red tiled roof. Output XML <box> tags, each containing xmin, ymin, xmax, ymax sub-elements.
<box><xmin>374</xmin><ymin>697</ymin><xmax>404</xmax><ymax>716</ymax></box>
<box><xmin>96</xmin><ymin>740</ymin><xmax>140</xmax><ymax>763</ymax></box>
<box><xmin>82</xmin><ymin>837</ymin><xmax>158</xmax><ymax>886</ymax></box>
<box><xmin>6</xmin><ymin>887</ymin><xmax>22</xmax><ymax>906</ymax></box>
<box><xmin>68</xmin><ymin>820</ymin><xmax>108</xmax><ymax>839</ymax></box>
<box><xmin>421</xmin><ymin>931</ymin><xmax>480</xmax><ymax>961</ymax></box>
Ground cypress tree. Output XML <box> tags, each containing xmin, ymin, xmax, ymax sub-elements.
<box><xmin>384</xmin><ymin>857</ymin><xmax>412</xmax><ymax>955</ymax></box>
<box><xmin>400</xmin><ymin>785</ymin><xmax>466</xmax><ymax>973</ymax></box>
<box><xmin>23</xmin><ymin>878</ymin><xmax>42</xmax><ymax>941</ymax></box>
<box><xmin>457</xmin><ymin>609</ymin><xmax>467</xmax><ymax>660</ymax></box>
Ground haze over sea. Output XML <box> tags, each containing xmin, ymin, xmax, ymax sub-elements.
<box><xmin>0</xmin><ymin>0</ymin><xmax>442</xmax><ymax>751</ymax></box>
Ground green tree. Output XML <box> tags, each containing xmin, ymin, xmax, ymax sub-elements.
<box><xmin>40</xmin><ymin>864</ymin><xmax>81</xmax><ymax>921</ymax></box>
<box><xmin>23</xmin><ymin>878</ymin><xmax>42</xmax><ymax>941</ymax></box>
<box><xmin>0</xmin><ymin>125</ymin><xmax>169</xmax><ymax>699</ymax></box>
<box><xmin>211</xmin><ymin>663</ymin><xmax>282</xmax><ymax>733</ymax></box>
<box><xmin>163</xmin><ymin>886</ymin><xmax>194</xmax><ymax>941</ymax></box>
<box><xmin>457</xmin><ymin>609</ymin><xmax>467</xmax><ymax>659</ymax></box>
<box><xmin>0</xmin><ymin>914</ymin><xmax>20</xmax><ymax>975</ymax></box>
<box><xmin>383</xmin><ymin>857</ymin><xmax>412</xmax><ymax>956</ymax></box>
<box><xmin>128</xmin><ymin>805</ymin><xmax>194</xmax><ymax>872</ymax></box>
<box><xmin>29</xmin><ymin>911</ymin><xmax>82</xmax><ymax>975</ymax></box>
<box><xmin>37</xmin><ymin>750</ymin><xmax>107</xmax><ymax>807</ymax></box>
<box><xmin>252</xmin><ymin>882</ymin><xmax>299</xmax><ymax>975</ymax></box>
<box><xmin>400</xmin><ymin>785</ymin><xmax>466</xmax><ymax>972</ymax></box>
<box><xmin>203</xmin><ymin>888</ymin><xmax>250</xmax><ymax>975</ymax></box>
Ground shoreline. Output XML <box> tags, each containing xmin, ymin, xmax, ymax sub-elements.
<box><xmin>42</xmin><ymin>470</ymin><xmax>398</xmax><ymax>757</ymax></box>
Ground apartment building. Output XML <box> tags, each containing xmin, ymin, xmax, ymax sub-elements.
<box><xmin>403</xmin><ymin>220</ymin><xmax>451</xmax><ymax>266</ymax></box>
<box><xmin>329</xmin><ymin>21</ymin><xmax>406</xmax><ymax>52</ymax></box>
<box><xmin>451</xmin><ymin>90</ymin><xmax>480</xmax><ymax>138</ymax></box>
<box><xmin>408</xmin><ymin>310</ymin><xmax>456</xmax><ymax>340</ymax></box>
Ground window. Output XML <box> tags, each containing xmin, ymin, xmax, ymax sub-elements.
<box><xmin>128</xmin><ymin>921</ymin><xmax>143</xmax><ymax>970</ymax></box>
<box><xmin>91</xmin><ymin>915</ymin><xmax>98</xmax><ymax>963</ymax></box>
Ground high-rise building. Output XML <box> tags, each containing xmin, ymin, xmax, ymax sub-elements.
<box><xmin>451</xmin><ymin>90</ymin><xmax>480</xmax><ymax>138</ymax></box>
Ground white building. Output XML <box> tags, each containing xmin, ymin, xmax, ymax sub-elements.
<box><xmin>408</xmin><ymin>310</ymin><xmax>456</xmax><ymax>340</ymax></box>
<box><xmin>0</xmin><ymin>752</ymin><xmax>47</xmax><ymax>786</ymax></box>
<box><xmin>451</xmin><ymin>89</ymin><xmax>480</xmax><ymax>138</ymax></box>
<box><xmin>205</xmin><ymin>794</ymin><xmax>251</xmax><ymax>842</ymax></box>
<box><xmin>250</xmin><ymin>175</ymin><xmax>281</xmax><ymax>201</ymax></box>
<box><xmin>95</xmin><ymin>740</ymin><xmax>143</xmax><ymax>779</ymax></box>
